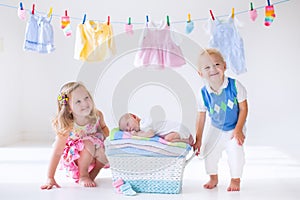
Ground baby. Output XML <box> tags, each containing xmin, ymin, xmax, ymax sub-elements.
<box><xmin>119</xmin><ymin>113</ymin><xmax>194</xmax><ymax>145</ymax></box>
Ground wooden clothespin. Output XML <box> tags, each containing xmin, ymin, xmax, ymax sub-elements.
<box><xmin>231</xmin><ymin>7</ymin><xmax>235</xmax><ymax>18</ymax></box>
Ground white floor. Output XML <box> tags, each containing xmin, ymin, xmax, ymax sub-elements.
<box><xmin>1</xmin><ymin>141</ymin><xmax>300</xmax><ymax>200</ymax></box>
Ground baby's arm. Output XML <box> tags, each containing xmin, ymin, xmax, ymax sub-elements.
<box><xmin>40</xmin><ymin>134</ymin><xmax>68</xmax><ymax>190</ymax></box>
<box><xmin>232</xmin><ymin>100</ymin><xmax>248</xmax><ymax>145</ymax></box>
<box><xmin>132</xmin><ymin>129</ymin><xmax>155</xmax><ymax>138</ymax></box>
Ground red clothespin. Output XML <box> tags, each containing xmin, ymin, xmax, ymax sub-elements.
<box><xmin>65</xmin><ymin>10</ymin><xmax>68</xmax><ymax>17</ymax></box>
<box><xmin>209</xmin><ymin>10</ymin><xmax>215</xmax><ymax>20</ymax></box>
<box><xmin>32</xmin><ymin>4</ymin><xmax>35</xmax><ymax>15</ymax></box>
<box><xmin>107</xmin><ymin>16</ymin><xmax>110</xmax><ymax>25</ymax></box>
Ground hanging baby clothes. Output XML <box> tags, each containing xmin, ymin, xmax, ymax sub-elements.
<box><xmin>134</xmin><ymin>20</ymin><xmax>186</xmax><ymax>68</ymax></box>
<box><xmin>74</xmin><ymin>20</ymin><xmax>116</xmax><ymax>62</ymax></box>
<box><xmin>206</xmin><ymin>16</ymin><xmax>246</xmax><ymax>75</ymax></box>
<box><xmin>24</xmin><ymin>13</ymin><xmax>55</xmax><ymax>53</ymax></box>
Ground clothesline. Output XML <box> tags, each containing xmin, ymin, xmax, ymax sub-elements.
<box><xmin>0</xmin><ymin>0</ymin><xmax>290</xmax><ymax>25</ymax></box>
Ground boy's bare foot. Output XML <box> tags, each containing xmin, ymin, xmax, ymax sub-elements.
<box><xmin>203</xmin><ymin>175</ymin><xmax>218</xmax><ymax>189</ymax></box>
<box><xmin>227</xmin><ymin>178</ymin><xmax>240</xmax><ymax>192</ymax></box>
<box><xmin>79</xmin><ymin>176</ymin><xmax>96</xmax><ymax>187</ymax></box>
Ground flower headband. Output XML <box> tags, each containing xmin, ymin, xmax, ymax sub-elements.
<box><xmin>57</xmin><ymin>93</ymin><xmax>69</xmax><ymax>105</ymax></box>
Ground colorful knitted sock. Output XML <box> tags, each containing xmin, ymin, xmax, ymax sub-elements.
<box><xmin>61</xmin><ymin>16</ymin><xmax>72</xmax><ymax>37</ymax></box>
<box><xmin>120</xmin><ymin>183</ymin><xmax>137</xmax><ymax>196</ymax></box>
<box><xmin>265</xmin><ymin>5</ymin><xmax>276</xmax><ymax>26</ymax></box>
<box><xmin>112</xmin><ymin>178</ymin><xmax>124</xmax><ymax>194</ymax></box>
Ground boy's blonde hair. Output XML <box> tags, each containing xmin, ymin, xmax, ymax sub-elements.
<box><xmin>198</xmin><ymin>48</ymin><xmax>225</xmax><ymax>70</ymax></box>
<box><xmin>52</xmin><ymin>81</ymin><xmax>97</xmax><ymax>136</ymax></box>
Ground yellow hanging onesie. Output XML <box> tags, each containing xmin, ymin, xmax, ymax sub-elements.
<box><xmin>74</xmin><ymin>20</ymin><xmax>116</xmax><ymax>62</ymax></box>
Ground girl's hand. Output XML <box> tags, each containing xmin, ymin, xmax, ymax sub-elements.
<box><xmin>40</xmin><ymin>178</ymin><xmax>60</xmax><ymax>190</ymax></box>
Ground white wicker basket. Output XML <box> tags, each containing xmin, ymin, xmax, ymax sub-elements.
<box><xmin>107</xmin><ymin>153</ymin><xmax>194</xmax><ymax>194</ymax></box>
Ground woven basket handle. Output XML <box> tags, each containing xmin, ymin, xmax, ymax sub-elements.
<box><xmin>185</xmin><ymin>151</ymin><xmax>196</xmax><ymax>166</ymax></box>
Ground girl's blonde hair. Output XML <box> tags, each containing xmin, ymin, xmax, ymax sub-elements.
<box><xmin>52</xmin><ymin>81</ymin><xmax>97</xmax><ymax>136</ymax></box>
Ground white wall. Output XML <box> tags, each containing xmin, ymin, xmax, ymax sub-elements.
<box><xmin>0</xmin><ymin>0</ymin><xmax>299</xmax><ymax>148</ymax></box>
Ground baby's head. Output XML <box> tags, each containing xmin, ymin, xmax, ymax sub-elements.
<box><xmin>119</xmin><ymin>113</ymin><xmax>140</xmax><ymax>132</ymax></box>
<box><xmin>197</xmin><ymin>48</ymin><xmax>226</xmax><ymax>78</ymax></box>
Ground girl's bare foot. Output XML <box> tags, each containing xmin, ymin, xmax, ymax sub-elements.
<box><xmin>204</xmin><ymin>175</ymin><xmax>218</xmax><ymax>189</ymax></box>
<box><xmin>79</xmin><ymin>176</ymin><xmax>96</xmax><ymax>187</ymax></box>
<box><xmin>227</xmin><ymin>178</ymin><xmax>240</xmax><ymax>192</ymax></box>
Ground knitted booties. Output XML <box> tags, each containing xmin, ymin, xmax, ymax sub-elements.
<box><xmin>265</xmin><ymin>5</ymin><xmax>276</xmax><ymax>26</ymax></box>
<box><xmin>61</xmin><ymin>16</ymin><xmax>72</xmax><ymax>37</ymax></box>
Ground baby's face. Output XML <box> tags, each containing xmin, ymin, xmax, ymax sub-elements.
<box><xmin>120</xmin><ymin>116</ymin><xmax>139</xmax><ymax>132</ymax></box>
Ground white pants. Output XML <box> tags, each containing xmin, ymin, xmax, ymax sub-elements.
<box><xmin>202</xmin><ymin>126</ymin><xmax>245</xmax><ymax>178</ymax></box>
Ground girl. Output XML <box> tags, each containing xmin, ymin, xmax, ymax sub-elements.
<box><xmin>41</xmin><ymin>81</ymin><xmax>109</xmax><ymax>189</ymax></box>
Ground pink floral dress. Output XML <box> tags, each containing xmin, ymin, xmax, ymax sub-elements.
<box><xmin>60</xmin><ymin>117</ymin><xmax>108</xmax><ymax>182</ymax></box>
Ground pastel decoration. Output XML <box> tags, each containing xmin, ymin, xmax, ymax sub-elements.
<box><xmin>125</xmin><ymin>17</ymin><xmax>133</xmax><ymax>35</ymax></box>
<box><xmin>185</xmin><ymin>13</ymin><xmax>194</xmax><ymax>34</ymax></box>
<box><xmin>249</xmin><ymin>2</ymin><xmax>258</xmax><ymax>21</ymax></box>
<box><xmin>125</xmin><ymin>24</ymin><xmax>133</xmax><ymax>35</ymax></box>
<box><xmin>61</xmin><ymin>10</ymin><xmax>72</xmax><ymax>37</ymax></box>
<box><xmin>18</xmin><ymin>8</ymin><xmax>26</xmax><ymax>21</ymax></box>
<box><xmin>249</xmin><ymin>9</ymin><xmax>258</xmax><ymax>21</ymax></box>
<box><xmin>265</xmin><ymin>5</ymin><xmax>276</xmax><ymax>26</ymax></box>
<box><xmin>185</xmin><ymin>21</ymin><xmax>194</xmax><ymax>34</ymax></box>
<box><xmin>18</xmin><ymin>2</ymin><xmax>26</xmax><ymax>20</ymax></box>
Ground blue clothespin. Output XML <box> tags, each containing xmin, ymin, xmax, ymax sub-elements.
<box><xmin>19</xmin><ymin>2</ymin><xmax>23</xmax><ymax>10</ymax></box>
<box><xmin>82</xmin><ymin>14</ymin><xmax>86</xmax><ymax>24</ymax></box>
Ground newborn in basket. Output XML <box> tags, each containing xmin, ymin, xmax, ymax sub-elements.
<box><xmin>118</xmin><ymin>113</ymin><xmax>194</xmax><ymax>145</ymax></box>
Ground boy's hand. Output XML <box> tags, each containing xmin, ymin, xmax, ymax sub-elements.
<box><xmin>232</xmin><ymin>130</ymin><xmax>245</xmax><ymax>146</ymax></box>
<box><xmin>193</xmin><ymin>140</ymin><xmax>202</xmax><ymax>156</ymax></box>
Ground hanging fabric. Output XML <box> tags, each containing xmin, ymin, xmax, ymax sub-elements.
<box><xmin>134</xmin><ymin>17</ymin><xmax>186</xmax><ymax>68</ymax></box>
<box><xmin>74</xmin><ymin>18</ymin><xmax>116</xmax><ymax>62</ymax></box>
<box><xmin>206</xmin><ymin>13</ymin><xmax>246</xmax><ymax>75</ymax></box>
<box><xmin>23</xmin><ymin>5</ymin><xmax>55</xmax><ymax>53</ymax></box>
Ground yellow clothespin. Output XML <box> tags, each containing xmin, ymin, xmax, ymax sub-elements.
<box><xmin>187</xmin><ymin>13</ymin><xmax>191</xmax><ymax>22</ymax></box>
<box><xmin>47</xmin><ymin>7</ymin><xmax>53</xmax><ymax>18</ymax></box>
<box><xmin>231</xmin><ymin>7</ymin><xmax>235</xmax><ymax>18</ymax></box>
